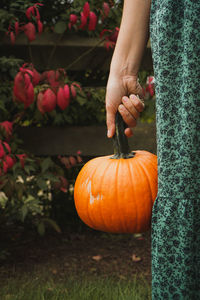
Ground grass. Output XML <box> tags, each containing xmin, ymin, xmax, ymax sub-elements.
<box><xmin>0</xmin><ymin>273</ymin><xmax>151</xmax><ymax>300</ymax></box>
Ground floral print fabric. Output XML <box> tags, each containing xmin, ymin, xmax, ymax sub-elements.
<box><xmin>150</xmin><ymin>1</ymin><xmax>200</xmax><ymax>299</ymax></box>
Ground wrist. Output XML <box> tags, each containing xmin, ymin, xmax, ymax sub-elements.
<box><xmin>109</xmin><ymin>53</ymin><xmax>140</xmax><ymax>78</ymax></box>
<box><xmin>109</xmin><ymin>62</ymin><xmax>139</xmax><ymax>80</ymax></box>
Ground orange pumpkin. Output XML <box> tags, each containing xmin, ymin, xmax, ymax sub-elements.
<box><xmin>74</xmin><ymin>113</ymin><xmax>158</xmax><ymax>233</ymax></box>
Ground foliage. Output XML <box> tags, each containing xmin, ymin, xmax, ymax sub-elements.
<box><xmin>0</xmin><ymin>0</ymin><xmax>155</xmax><ymax>234</ymax></box>
<box><xmin>0</xmin><ymin>0</ymin><xmax>123</xmax><ymax>35</ymax></box>
<box><xmin>0</xmin><ymin>136</ymin><xmax>83</xmax><ymax>234</ymax></box>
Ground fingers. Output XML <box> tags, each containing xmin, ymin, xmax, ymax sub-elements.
<box><xmin>106</xmin><ymin>109</ymin><xmax>116</xmax><ymax>138</ymax></box>
<box><xmin>124</xmin><ymin>127</ymin><xmax>133</xmax><ymax>137</ymax></box>
<box><xmin>106</xmin><ymin>94</ymin><xmax>145</xmax><ymax>139</ymax></box>
<box><xmin>124</xmin><ymin>94</ymin><xmax>145</xmax><ymax>113</ymax></box>
<box><xmin>118</xmin><ymin>94</ymin><xmax>145</xmax><ymax>127</ymax></box>
<box><xmin>118</xmin><ymin>104</ymin><xmax>137</xmax><ymax>128</ymax></box>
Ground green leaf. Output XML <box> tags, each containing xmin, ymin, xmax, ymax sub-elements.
<box><xmin>45</xmin><ymin>173</ymin><xmax>60</xmax><ymax>182</ymax></box>
<box><xmin>37</xmin><ymin>178</ymin><xmax>48</xmax><ymax>191</ymax></box>
<box><xmin>21</xmin><ymin>205</ymin><xmax>28</xmax><ymax>222</ymax></box>
<box><xmin>0</xmin><ymin>192</ymin><xmax>8</xmax><ymax>209</ymax></box>
<box><xmin>0</xmin><ymin>101</ymin><xmax>6</xmax><ymax>112</ymax></box>
<box><xmin>54</xmin><ymin>21</ymin><xmax>67</xmax><ymax>34</ymax></box>
<box><xmin>24</xmin><ymin>165</ymin><xmax>36</xmax><ymax>175</ymax></box>
<box><xmin>76</xmin><ymin>94</ymin><xmax>87</xmax><ymax>106</ymax></box>
<box><xmin>41</xmin><ymin>157</ymin><xmax>53</xmax><ymax>173</ymax></box>
<box><xmin>37</xmin><ymin>222</ymin><xmax>45</xmax><ymax>236</ymax></box>
<box><xmin>43</xmin><ymin>218</ymin><xmax>61</xmax><ymax>233</ymax></box>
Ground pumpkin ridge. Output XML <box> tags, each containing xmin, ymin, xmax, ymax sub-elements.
<box><xmin>82</xmin><ymin>160</ymin><xmax>100</xmax><ymax>229</ymax></box>
<box><xmin>136</xmin><ymin>155</ymin><xmax>158</xmax><ymax>203</ymax></box>
<box><xmin>136</xmin><ymin>158</ymin><xmax>155</xmax><ymax>206</ymax></box>
<box><xmin>116</xmin><ymin>160</ymin><xmax>127</xmax><ymax>232</ymax></box>
<box><xmin>86</xmin><ymin>161</ymin><xmax>105</xmax><ymax>229</ymax></box>
<box><xmin>142</xmin><ymin>154</ymin><xmax>157</xmax><ymax>174</ymax></box>
<box><xmin>127</xmin><ymin>158</ymin><xmax>138</xmax><ymax>233</ymax></box>
<box><xmin>97</xmin><ymin>159</ymin><xmax>114</xmax><ymax>231</ymax></box>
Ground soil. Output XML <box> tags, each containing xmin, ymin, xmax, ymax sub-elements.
<box><xmin>0</xmin><ymin>225</ymin><xmax>151</xmax><ymax>284</ymax></box>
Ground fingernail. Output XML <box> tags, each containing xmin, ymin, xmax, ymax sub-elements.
<box><xmin>122</xmin><ymin>97</ymin><xmax>128</xmax><ymax>102</ymax></box>
<box><xmin>107</xmin><ymin>129</ymin><xmax>111</xmax><ymax>138</ymax></box>
<box><xmin>130</xmin><ymin>94</ymin><xmax>135</xmax><ymax>100</ymax></box>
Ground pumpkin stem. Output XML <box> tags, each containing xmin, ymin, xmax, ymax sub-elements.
<box><xmin>111</xmin><ymin>111</ymin><xmax>135</xmax><ymax>159</ymax></box>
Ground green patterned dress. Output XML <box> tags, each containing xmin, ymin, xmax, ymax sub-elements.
<box><xmin>150</xmin><ymin>1</ymin><xmax>200</xmax><ymax>299</ymax></box>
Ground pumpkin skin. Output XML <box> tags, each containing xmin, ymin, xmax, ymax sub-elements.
<box><xmin>74</xmin><ymin>150</ymin><xmax>157</xmax><ymax>233</ymax></box>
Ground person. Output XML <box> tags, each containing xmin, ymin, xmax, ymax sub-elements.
<box><xmin>105</xmin><ymin>1</ymin><xmax>200</xmax><ymax>299</ymax></box>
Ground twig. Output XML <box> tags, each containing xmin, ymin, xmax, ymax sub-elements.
<box><xmin>28</xmin><ymin>44</ymin><xmax>34</xmax><ymax>64</ymax></box>
<box><xmin>46</xmin><ymin>34</ymin><xmax>64</xmax><ymax>70</ymax></box>
<box><xmin>64</xmin><ymin>38</ymin><xmax>105</xmax><ymax>70</ymax></box>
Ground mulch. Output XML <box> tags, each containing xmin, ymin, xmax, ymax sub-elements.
<box><xmin>0</xmin><ymin>226</ymin><xmax>151</xmax><ymax>283</ymax></box>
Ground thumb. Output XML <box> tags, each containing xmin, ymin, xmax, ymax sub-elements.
<box><xmin>106</xmin><ymin>109</ymin><xmax>116</xmax><ymax>138</ymax></box>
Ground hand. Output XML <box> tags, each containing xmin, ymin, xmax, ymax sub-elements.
<box><xmin>106</xmin><ymin>74</ymin><xmax>145</xmax><ymax>138</ymax></box>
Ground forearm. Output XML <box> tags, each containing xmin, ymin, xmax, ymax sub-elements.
<box><xmin>110</xmin><ymin>0</ymin><xmax>151</xmax><ymax>77</ymax></box>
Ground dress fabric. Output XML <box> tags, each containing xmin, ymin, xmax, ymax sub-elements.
<box><xmin>150</xmin><ymin>1</ymin><xmax>200</xmax><ymax>299</ymax></box>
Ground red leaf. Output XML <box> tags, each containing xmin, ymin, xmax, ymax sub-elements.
<box><xmin>47</xmin><ymin>70</ymin><xmax>59</xmax><ymax>88</ymax></box>
<box><xmin>0</xmin><ymin>121</ymin><xmax>13</xmax><ymax>139</ymax></box>
<box><xmin>54</xmin><ymin>175</ymin><xmax>68</xmax><ymax>193</ymax></box>
<box><xmin>57</xmin><ymin>87</ymin><xmax>69</xmax><ymax>110</ymax></box>
<box><xmin>37</xmin><ymin>20</ymin><xmax>43</xmax><ymax>34</ymax></box>
<box><xmin>104</xmin><ymin>40</ymin><xmax>115</xmax><ymax>50</ymax></box>
<box><xmin>35</xmin><ymin>7</ymin><xmax>41</xmax><ymax>21</ymax></box>
<box><xmin>2</xmin><ymin>161</ymin><xmax>8</xmax><ymax>173</ymax></box>
<box><xmin>77</xmin><ymin>155</ymin><xmax>82</xmax><ymax>163</ymax></box>
<box><xmin>32</xmin><ymin>68</ymin><xmax>41</xmax><ymax>86</ymax></box>
<box><xmin>72</xmin><ymin>82</ymin><xmax>82</xmax><ymax>92</ymax></box>
<box><xmin>42</xmin><ymin>89</ymin><xmax>56</xmax><ymax>112</ymax></box>
<box><xmin>0</xmin><ymin>141</ymin><xmax>11</xmax><ymax>158</ymax></box>
<box><xmin>4</xmin><ymin>155</ymin><xmax>15</xmax><ymax>169</ymax></box>
<box><xmin>37</xmin><ymin>92</ymin><xmax>45</xmax><ymax>114</ymax></box>
<box><xmin>103</xmin><ymin>2</ymin><xmax>110</xmax><ymax>17</ymax></box>
<box><xmin>34</xmin><ymin>3</ymin><xmax>44</xmax><ymax>6</ymax></box>
<box><xmin>149</xmin><ymin>86</ymin><xmax>154</xmax><ymax>97</ymax></box>
<box><xmin>100</xmin><ymin>29</ymin><xmax>112</xmax><ymax>39</ymax></box>
<box><xmin>69</xmin><ymin>14</ymin><xmax>78</xmax><ymax>27</ymax></box>
<box><xmin>25</xmin><ymin>83</ymin><xmax>35</xmax><ymax>108</ymax></box>
<box><xmin>146</xmin><ymin>76</ymin><xmax>155</xmax><ymax>97</ymax></box>
<box><xmin>26</xmin><ymin>7</ymin><xmax>35</xmax><ymax>20</ymax></box>
<box><xmin>0</xmin><ymin>143</ymin><xmax>5</xmax><ymax>159</ymax></box>
<box><xmin>23</xmin><ymin>22</ymin><xmax>36</xmax><ymax>42</ymax></box>
<box><xmin>80</xmin><ymin>12</ymin><xmax>87</xmax><ymax>29</ymax></box>
<box><xmin>16</xmin><ymin>154</ymin><xmax>27</xmax><ymax>169</ymax></box>
<box><xmin>15</xmin><ymin>21</ymin><xmax>19</xmax><ymax>35</ymax></box>
<box><xmin>83</xmin><ymin>2</ymin><xmax>90</xmax><ymax>17</ymax></box>
<box><xmin>4</xmin><ymin>142</ymin><xmax>11</xmax><ymax>154</ymax></box>
<box><xmin>109</xmin><ymin>27</ymin><xmax>119</xmax><ymax>42</ymax></box>
<box><xmin>19</xmin><ymin>67</ymin><xmax>34</xmax><ymax>77</ymax></box>
<box><xmin>13</xmin><ymin>72</ymin><xmax>27</xmax><ymax>104</ymax></box>
<box><xmin>146</xmin><ymin>76</ymin><xmax>155</xmax><ymax>84</ymax></box>
<box><xmin>10</xmin><ymin>32</ymin><xmax>15</xmax><ymax>45</ymax></box>
<box><xmin>63</xmin><ymin>84</ymin><xmax>70</xmax><ymax>102</ymax></box>
<box><xmin>59</xmin><ymin>156</ymin><xmax>71</xmax><ymax>169</ymax></box>
<box><xmin>88</xmin><ymin>12</ymin><xmax>97</xmax><ymax>31</ymax></box>
<box><xmin>24</xmin><ymin>73</ymin><xmax>31</xmax><ymax>88</ymax></box>
<box><xmin>69</xmin><ymin>156</ymin><xmax>77</xmax><ymax>166</ymax></box>
<box><xmin>70</xmin><ymin>84</ymin><xmax>76</xmax><ymax>98</ymax></box>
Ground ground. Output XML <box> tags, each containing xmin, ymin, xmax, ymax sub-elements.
<box><xmin>0</xmin><ymin>225</ymin><xmax>151</xmax><ymax>284</ymax></box>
